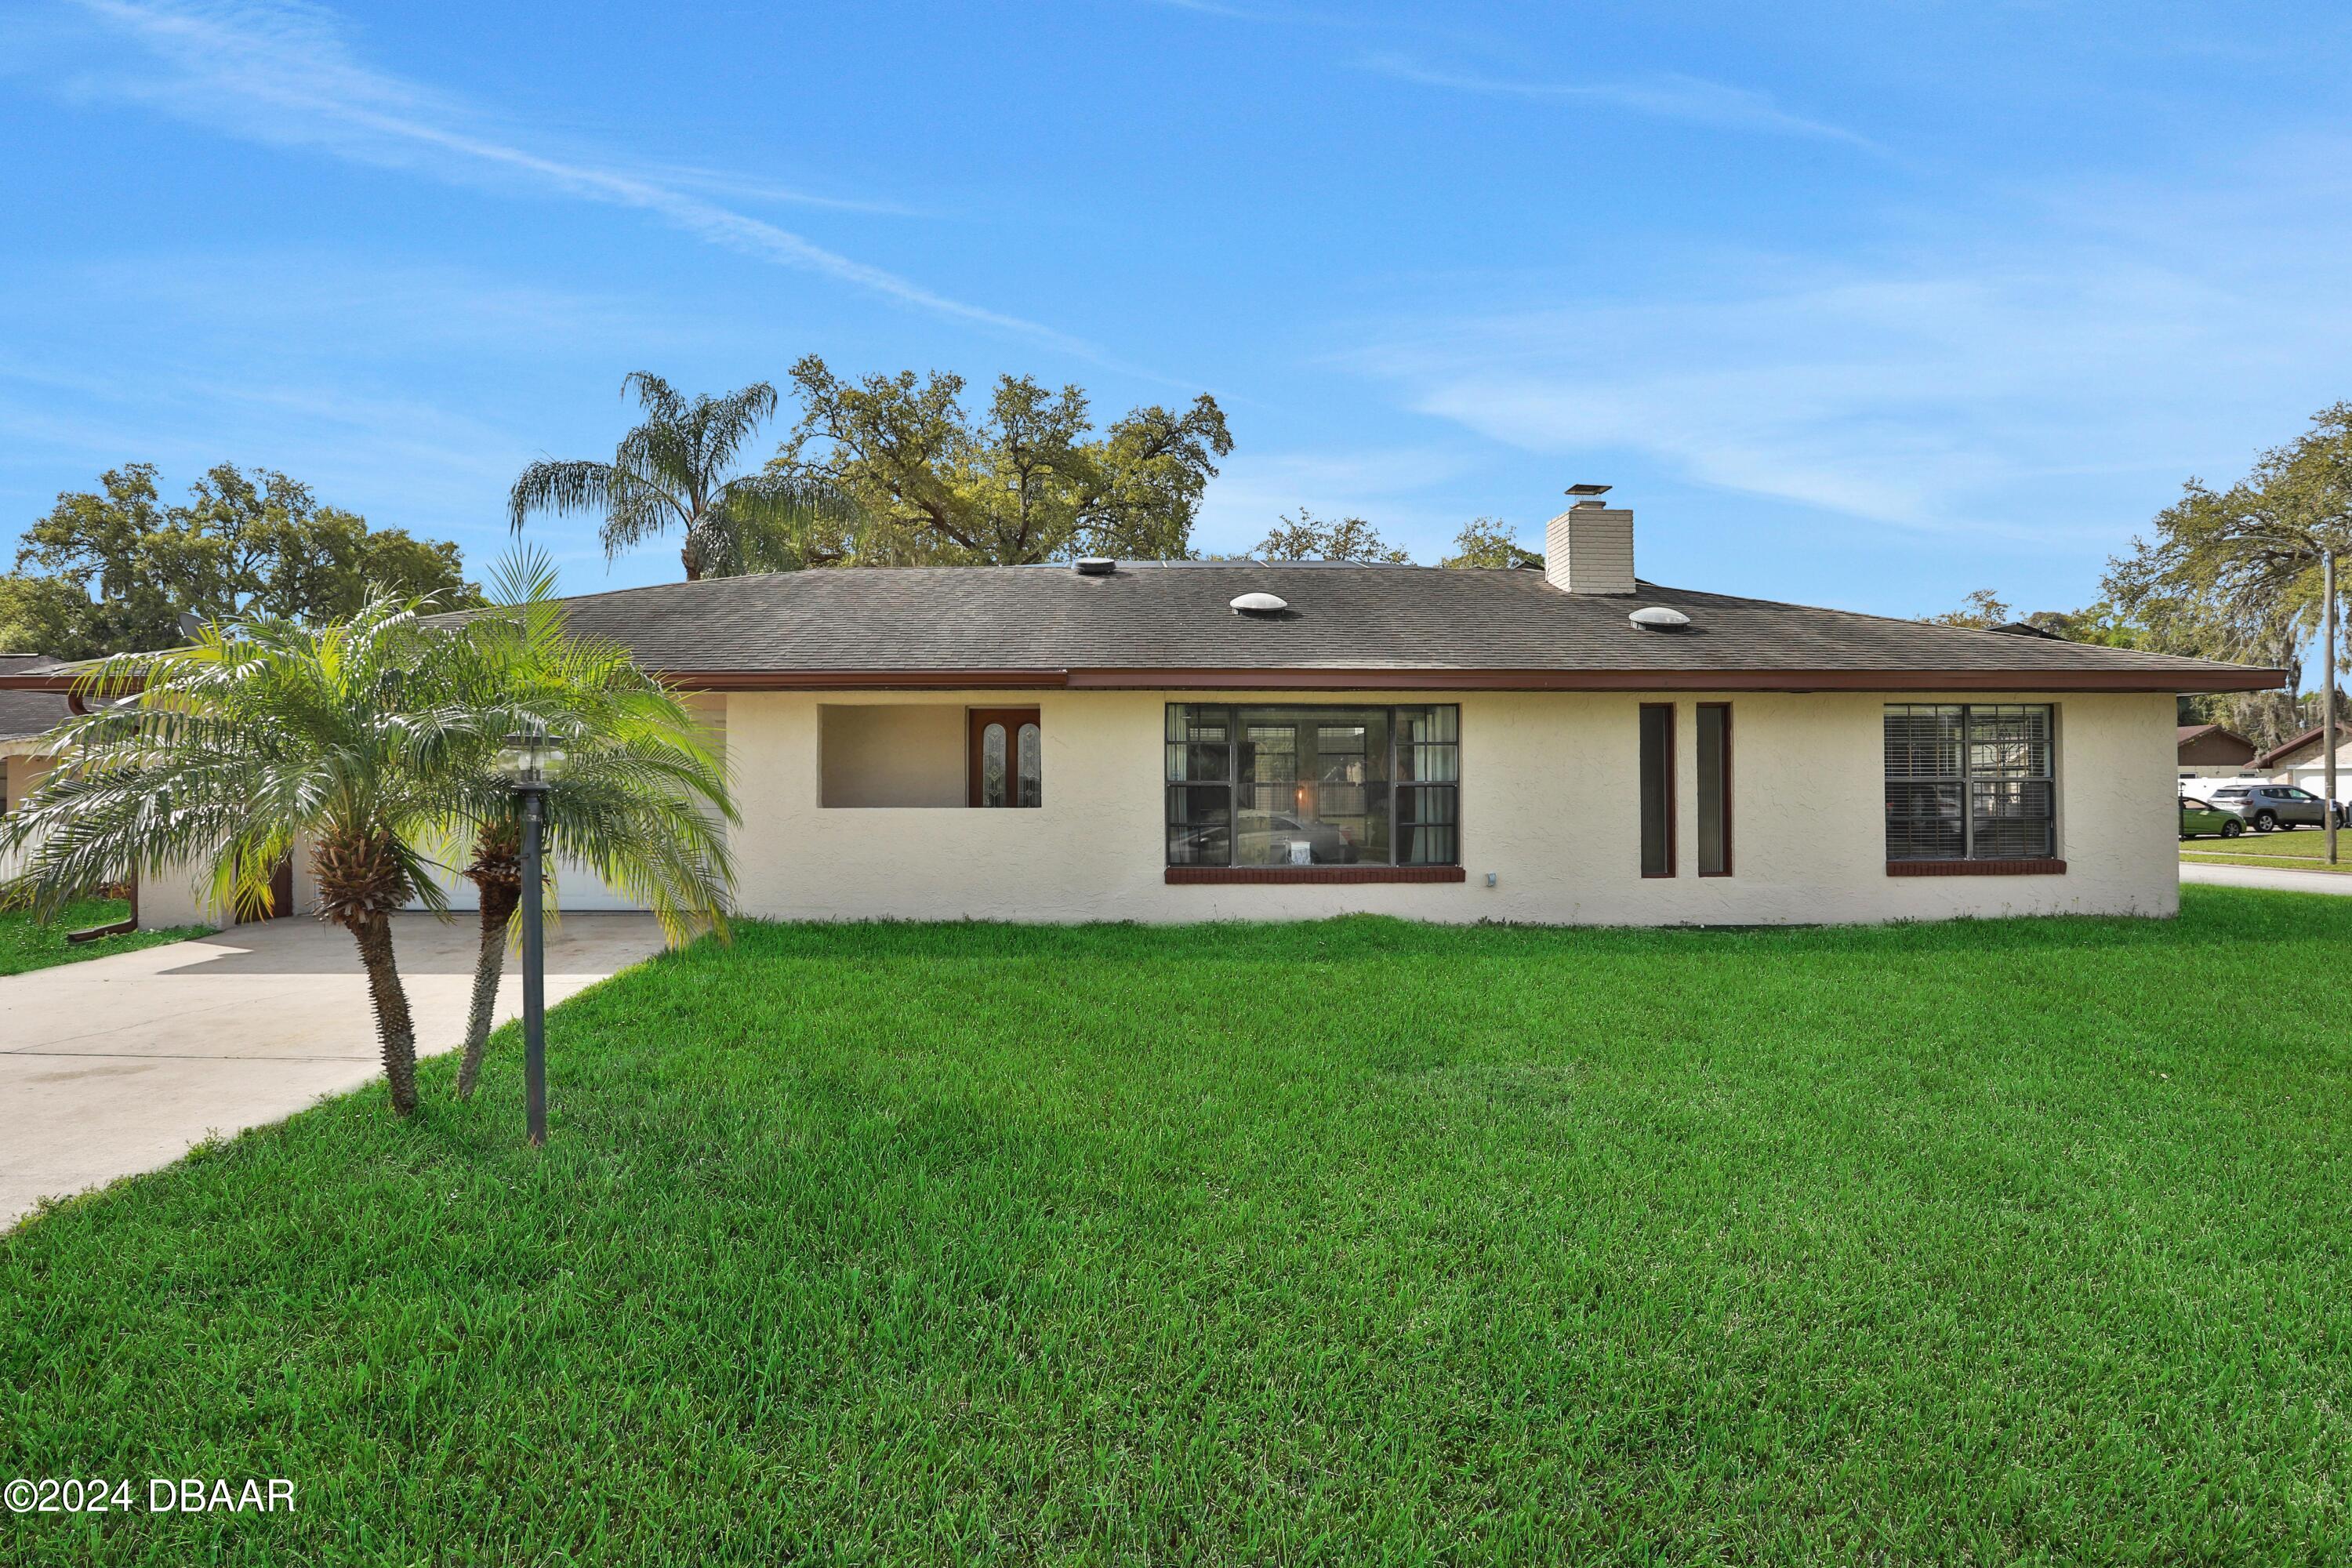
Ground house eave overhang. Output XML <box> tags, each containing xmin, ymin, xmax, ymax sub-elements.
<box><xmin>654</xmin><ymin>665</ymin><xmax>2289</xmax><ymax>695</ymax></box>
<box><xmin>0</xmin><ymin>664</ymin><xmax>2287</xmax><ymax>696</ymax></box>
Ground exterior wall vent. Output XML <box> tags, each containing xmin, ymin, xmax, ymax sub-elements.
<box><xmin>1073</xmin><ymin>557</ymin><xmax>1116</xmax><ymax>575</ymax></box>
<box><xmin>1229</xmin><ymin>592</ymin><xmax>1288</xmax><ymax>614</ymax></box>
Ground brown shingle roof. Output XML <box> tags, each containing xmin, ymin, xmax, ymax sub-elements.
<box><xmin>526</xmin><ymin>563</ymin><xmax>2280</xmax><ymax>691</ymax></box>
<box><xmin>2255</xmin><ymin>725</ymin><xmax>2334</xmax><ymax>769</ymax></box>
<box><xmin>0</xmin><ymin>655</ymin><xmax>67</xmax><ymax>742</ymax></box>
<box><xmin>0</xmin><ymin>566</ymin><xmax>2288</xmax><ymax>695</ymax></box>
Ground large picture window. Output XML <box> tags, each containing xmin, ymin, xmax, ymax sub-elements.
<box><xmin>1884</xmin><ymin>704</ymin><xmax>2054</xmax><ymax>861</ymax></box>
<box><xmin>1166</xmin><ymin>704</ymin><xmax>1459</xmax><ymax>867</ymax></box>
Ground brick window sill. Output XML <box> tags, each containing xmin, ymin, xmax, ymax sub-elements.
<box><xmin>1886</xmin><ymin>858</ymin><xmax>2067</xmax><ymax>877</ymax></box>
<box><xmin>1166</xmin><ymin>866</ymin><xmax>1468</xmax><ymax>885</ymax></box>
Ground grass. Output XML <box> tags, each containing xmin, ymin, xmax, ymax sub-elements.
<box><xmin>8</xmin><ymin>885</ymin><xmax>2352</xmax><ymax>1564</ymax></box>
<box><xmin>2180</xmin><ymin>826</ymin><xmax>2352</xmax><ymax>873</ymax></box>
<box><xmin>0</xmin><ymin>897</ymin><xmax>205</xmax><ymax>975</ymax></box>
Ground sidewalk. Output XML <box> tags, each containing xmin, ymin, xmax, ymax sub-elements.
<box><xmin>2180</xmin><ymin>859</ymin><xmax>2352</xmax><ymax>896</ymax></box>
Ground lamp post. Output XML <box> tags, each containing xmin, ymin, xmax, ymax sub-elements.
<box><xmin>494</xmin><ymin>726</ymin><xmax>560</xmax><ymax>1145</ymax></box>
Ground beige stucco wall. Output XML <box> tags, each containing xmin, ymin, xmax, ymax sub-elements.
<box><xmin>0</xmin><ymin>750</ymin><xmax>49</xmax><ymax>884</ymax></box>
<box><xmin>820</xmin><ymin>703</ymin><xmax>964</xmax><ymax>808</ymax></box>
<box><xmin>724</xmin><ymin>688</ymin><xmax>2180</xmax><ymax>925</ymax></box>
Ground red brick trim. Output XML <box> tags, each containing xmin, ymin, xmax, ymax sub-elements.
<box><xmin>1886</xmin><ymin>858</ymin><xmax>2067</xmax><ymax>877</ymax></box>
<box><xmin>1165</xmin><ymin>866</ymin><xmax>1468</xmax><ymax>885</ymax></box>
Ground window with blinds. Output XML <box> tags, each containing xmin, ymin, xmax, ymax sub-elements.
<box><xmin>1884</xmin><ymin>704</ymin><xmax>2054</xmax><ymax>861</ymax></box>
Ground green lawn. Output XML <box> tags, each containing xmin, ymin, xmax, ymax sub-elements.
<box><xmin>2180</xmin><ymin>825</ymin><xmax>2352</xmax><ymax>873</ymax></box>
<box><xmin>0</xmin><ymin>897</ymin><xmax>205</xmax><ymax>976</ymax></box>
<box><xmin>8</xmin><ymin>887</ymin><xmax>2352</xmax><ymax>1564</ymax></box>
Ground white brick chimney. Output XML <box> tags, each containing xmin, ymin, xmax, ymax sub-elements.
<box><xmin>1544</xmin><ymin>485</ymin><xmax>1635</xmax><ymax>595</ymax></box>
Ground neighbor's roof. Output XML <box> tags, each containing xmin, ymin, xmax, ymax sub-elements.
<box><xmin>2253</xmin><ymin>725</ymin><xmax>2345</xmax><ymax>768</ymax></box>
<box><xmin>0</xmin><ymin>654</ymin><xmax>68</xmax><ymax>743</ymax></box>
<box><xmin>0</xmin><ymin>564</ymin><xmax>2288</xmax><ymax>695</ymax></box>
<box><xmin>506</xmin><ymin>562</ymin><xmax>2280</xmax><ymax>693</ymax></box>
<box><xmin>2177</xmin><ymin>722</ymin><xmax>2256</xmax><ymax>749</ymax></box>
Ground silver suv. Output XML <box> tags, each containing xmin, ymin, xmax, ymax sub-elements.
<box><xmin>2204</xmin><ymin>784</ymin><xmax>2341</xmax><ymax>832</ymax></box>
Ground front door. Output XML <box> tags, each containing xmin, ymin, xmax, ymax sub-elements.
<box><xmin>234</xmin><ymin>855</ymin><xmax>296</xmax><ymax>924</ymax></box>
<box><xmin>967</xmin><ymin>709</ymin><xmax>1042</xmax><ymax>808</ymax></box>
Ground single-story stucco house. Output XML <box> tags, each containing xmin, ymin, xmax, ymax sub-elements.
<box><xmin>0</xmin><ymin>655</ymin><xmax>70</xmax><ymax>885</ymax></box>
<box><xmin>0</xmin><ymin>501</ymin><xmax>2285</xmax><ymax>927</ymax></box>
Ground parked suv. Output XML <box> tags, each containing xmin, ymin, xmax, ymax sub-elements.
<box><xmin>2203</xmin><ymin>784</ymin><xmax>2339</xmax><ymax>832</ymax></box>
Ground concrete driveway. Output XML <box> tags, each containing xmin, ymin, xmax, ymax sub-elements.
<box><xmin>0</xmin><ymin>913</ymin><xmax>666</xmax><ymax>1228</ymax></box>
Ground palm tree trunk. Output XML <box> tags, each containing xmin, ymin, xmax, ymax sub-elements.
<box><xmin>347</xmin><ymin>909</ymin><xmax>419</xmax><ymax>1116</ymax></box>
<box><xmin>454</xmin><ymin>881</ymin><xmax>521</xmax><ymax>1100</ymax></box>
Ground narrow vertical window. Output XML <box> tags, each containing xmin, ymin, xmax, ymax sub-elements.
<box><xmin>1639</xmin><ymin>703</ymin><xmax>1675</xmax><ymax>878</ymax></box>
<box><xmin>1016</xmin><ymin>723</ymin><xmax>1042</xmax><ymax>808</ymax></box>
<box><xmin>980</xmin><ymin>724</ymin><xmax>1007</xmax><ymax>808</ymax></box>
<box><xmin>1697</xmin><ymin>703</ymin><xmax>1731</xmax><ymax>877</ymax></box>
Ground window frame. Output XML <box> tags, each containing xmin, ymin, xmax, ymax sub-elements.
<box><xmin>1164</xmin><ymin>702</ymin><xmax>1461</xmax><ymax>869</ymax></box>
<box><xmin>967</xmin><ymin>707</ymin><xmax>1043</xmax><ymax>808</ymax></box>
<box><xmin>1639</xmin><ymin>703</ymin><xmax>1676</xmax><ymax>879</ymax></box>
<box><xmin>1697</xmin><ymin>702</ymin><xmax>1733</xmax><ymax>878</ymax></box>
<box><xmin>1882</xmin><ymin>702</ymin><xmax>2057</xmax><ymax>863</ymax></box>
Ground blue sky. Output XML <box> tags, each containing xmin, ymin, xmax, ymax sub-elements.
<box><xmin>2</xmin><ymin>1</ymin><xmax>2349</xmax><ymax>616</ymax></box>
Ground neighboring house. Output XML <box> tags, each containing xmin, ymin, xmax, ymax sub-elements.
<box><xmin>0</xmin><ymin>654</ymin><xmax>69</xmax><ymax>806</ymax></box>
<box><xmin>2176</xmin><ymin>722</ymin><xmax>2259</xmax><ymax>785</ymax></box>
<box><xmin>0</xmin><ymin>500</ymin><xmax>2283</xmax><ymax>926</ymax></box>
<box><xmin>2255</xmin><ymin>724</ymin><xmax>2352</xmax><ymax>802</ymax></box>
<box><xmin>0</xmin><ymin>654</ymin><xmax>71</xmax><ymax>884</ymax></box>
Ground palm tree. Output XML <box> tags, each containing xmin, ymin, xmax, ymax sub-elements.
<box><xmin>444</xmin><ymin>550</ymin><xmax>736</xmax><ymax>1098</ymax></box>
<box><xmin>0</xmin><ymin>599</ymin><xmax>488</xmax><ymax>1116</ymax></box>
<box><xmin>509</xmin><ymin>372</ymin><xmax>856</xmax><ymax>580</ymax></box>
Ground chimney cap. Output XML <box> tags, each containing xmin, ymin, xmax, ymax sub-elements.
<box><xmin>1565</xmin><ymin>483</ymin><xmax>1613</xmax><ymax>498</ymax></box>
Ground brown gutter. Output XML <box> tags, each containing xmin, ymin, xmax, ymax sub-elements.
<box><xmin>1061</xmin><ymin>666</ymin><xmax>2285</xmax><ymax>694</ymax></box>
<box><xmin>5</xmin><ymin>663</ymin><xmax>2288</xmax><ymax>697</ymax></box>
<box><xmin>579</xmin><ymin>662</ymin><xmax>2294</xmax><ymax>695</ymax></box>
<box><xmin>660</xmin><ymin>668</ymin><xmax>1073</xmax><ymax>691</ymax></box>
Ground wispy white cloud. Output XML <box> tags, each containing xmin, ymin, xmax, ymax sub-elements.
<box><xmin>38</xmin><ymin>0</ymin><xmax>1094</xmax><ymax>354</ymax></box>
<box><xmin>1137</xmin><ymin>0</ymin><xmax>1874</xmax><ymax>150</ymax></box>
<box><xmin>1348</xmin><ymin>140</ymin><xmax>2352</xmax><ymax>543</ymax></box>
<box><xmin>1356</xmin><ymin>52</ymin><xmax>1878</xmax><ymax>149</ymax></box>
<box><xmin>32</xmin><ymin>250</ymin><xmax>700</xmax><ymax>358</ymax></box>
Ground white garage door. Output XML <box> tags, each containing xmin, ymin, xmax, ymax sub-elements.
<box><xmin>406</xmin><ymin>853</ymin><xmax>646</xmax><ymax>913</ymax></box>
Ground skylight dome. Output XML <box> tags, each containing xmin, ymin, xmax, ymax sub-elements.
<box><xmin>1628</xmin><ymin>605</ymin><xmax>1691</xmax><ymax>630</ymax></box>
<box><xmin>1230</xmin><ymin>591</ymin><xmax>1288</xmax><ymax>614</ymax></box>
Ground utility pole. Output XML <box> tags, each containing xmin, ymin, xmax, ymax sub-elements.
<box><xmin>2328</xmin><ymin>549</ymin><xmax>2340</xmax><ymax>866</ymax></box>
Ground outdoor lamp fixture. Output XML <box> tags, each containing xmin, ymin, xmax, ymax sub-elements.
<box><xmin>492</xmin><ymin>725</ymin><xmax>564</xmax><ymax>1145</ymax></box>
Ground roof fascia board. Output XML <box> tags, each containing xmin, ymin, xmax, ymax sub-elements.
<box><xmin>1</xmin><ymin>664</ymin><xmax>2287</xmax><ymax>696</ymax></box>
<box><xmin>665</xmin><ymin>665</ymin><xmax>2285</xmax><ymax>695</ymax></box>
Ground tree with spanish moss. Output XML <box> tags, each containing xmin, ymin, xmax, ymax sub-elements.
<box><xmin>2103</xmin><ymin>404</ymin><xmax>2352</xmax><ymax>751</ymax></box>
<box><xmin>768</xmin><ymin>356</ymin><xmax>1232</xmax><ymax>564</ymax></box>
<box><xmin>1254</xmin><ymin>507</ymin><xmax>1413</xmax><ymax>563</ymax></box>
